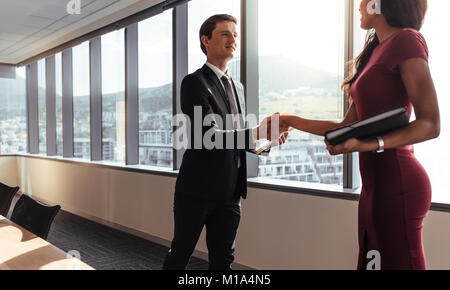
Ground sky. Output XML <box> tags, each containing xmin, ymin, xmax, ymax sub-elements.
<box><xmin>187</xmin><ymin>0</ymin><xmax>345</xmax><ymax>75</ymax></box>
<box><xmin>258</xmin><ymin>0</ymin><xmax>345</xmax><ymax>75</ymax></box>
<box><xmin>72</xmin><ymin>41</ymin><xmax>90</xmax><ymax>96</ymax></box>
<box><xmin>102</xmin><ymin>28</ymin><xmax>125</xmax><ymax>95</ymax></box>
<box><xmin>138</xmin><ymin>10</ymin><xmax>172</xmax><ymax>89</ymax></box>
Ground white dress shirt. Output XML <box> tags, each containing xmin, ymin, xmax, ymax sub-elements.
<box><xmin>205</xmin><ymin>62</ymin><xmax>258</xmax><ymax>142</ymax></box>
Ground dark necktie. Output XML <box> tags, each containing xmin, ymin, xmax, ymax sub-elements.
<box><xmin>221</xmin><ymin>75</ymin><xmax>242</xmax><ymax>168</ymax></box>
<box><xmin>221</xmin><ymin>75</ymin><xmax>242</xmax><ymax>129</ymax></box>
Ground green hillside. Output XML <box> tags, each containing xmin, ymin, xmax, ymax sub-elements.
<box><xmin>0</xmin><ymin>55</ymin><xmax>343</xmax><ymax>119</ymax></box>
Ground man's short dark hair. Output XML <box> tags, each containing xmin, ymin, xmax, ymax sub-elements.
<box><xmin>199</xmin><ymin>14</ymin><xmax>237</xmax><ymax>56</ymax></box>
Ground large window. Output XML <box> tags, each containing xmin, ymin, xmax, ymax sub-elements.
<box><xmin>414</xmin><ymin>1</ymin><xmax>450</xmax><ymax>204</ymax></box>
<box><xmin>72</xmin><ymin>42</ymin><xmax>90</xmax><ymax>160</ymax></box>
<box><xmin>102</xmin><ymin>29</ymin><xmax>125</xmax><ymax>162</ymax></box>
<box><xmin>138</xmin><ymin>9</ymin><xmax>173</xmax><ymax>168</ymax></box>
<box><xmin>9</xmin><ymin>0</ymin><xmax>449</xmax><ymax>205</ymax></box>
<box><xmin>0</xmin><ymin>67</ymin><xmax>27</xmax><ymax>154</ymax></box>
<box><xmin>38</xmin><ymin>59</ymin><xmax>46</xmax><ymax>154</ymax></box>
<box><xmin>188</xmin><ymin>0</ymin><xmax>241</xmax><ymax>80</ymax></box>
<box><xmin>353</xmin><ymin>0</ymin><xmax>368</xmax><ymax>58</ymax></box>
<box><xmin>55</xmin><ymin>52</ymin><xmax>63</xmax><ymax>155</ymax></box>
<box><xmin>258</xmin><ymin>0</ymin><xmax>345</xmax><ymax>186</ymax></box>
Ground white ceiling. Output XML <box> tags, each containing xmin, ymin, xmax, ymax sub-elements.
<box><xmin>0</xmin><ymin>0</ymin><xmax>164</xmax><ymax>65</ymax></box>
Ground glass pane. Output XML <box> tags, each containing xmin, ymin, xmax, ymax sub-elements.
<box><xmin>72</xmin><ymin>42</ymin><xmax>90</xmax><ymax>160</ymax></box>
<box><xmin>188</xmin><ymin>0</ymin><xmax>241</xmax><ymax>80</ymax></box>
<box><xmin>55</xmin><ymin>52</ymin><xmax>63</xmax><ymax>155</ymax></box>
<box><xmin>0</xmin><ymin>67</ymin><xmax>27</xmax><ymax>154</ymax></box>
<box><xmin>353</xmin><ymin>0</ymin><xmax>368</xmax><ymax>58</ymax></box>
<box><xmin>415</xmin><ymin>1</ymin><xmax>450</xmax><ymax>204</ymax></box>
<box><xmin>102</xmin><ymin>29</ymin><xmax>125</xmax><ymax>162</ymax></box>
<box><xmin>38</xmin><ymin>59</ymin><xmax>46</xmax><ymax>154</ymax></box>
<box><xmin>258</xmin><ymin>0</ymin><xmax>345</xmax><ymax>186</ymax></box>
<box><xmin>138</xmin><ymin>10</ymin><xmax>173</xmax><ymax>168</ymax></box>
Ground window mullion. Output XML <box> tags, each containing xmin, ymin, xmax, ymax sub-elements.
<box><xmin>343</xmin><ymin>0</ymin><xmax>361</xmax><ymax>190</ymax></box>
<box><xmin>125</xmin><ymin>23</ymin><xmax>139</xmax><ymax>165</ymax></box>
<box><xmin>90</xmin><ymin>37</ymin><xmax>102</xmax><ymax>161</ymax></box>
<box><xmin>173</xmin><ymin>3</ymin><xmax>188</xmax><ymax>171</ymax></box>
<box><xmin>62</xmin><ymin>48</ymin><xmax>74</xmax><ymax>158</ymax></box>
<box><xmin>26</xmin><ymin>62</ymin><xmax>39</xmax><ymax>154</ymax></box>
<box><xmin>242</xmin><ymin>0</ymin><xmax>259</xmax><ymax>178</ymax></box>
<box><xmin>46</xmin><ymin>56</ymin><xmax>57</xmax><ymax>156</ymax></box>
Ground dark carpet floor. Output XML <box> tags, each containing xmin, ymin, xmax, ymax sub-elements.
<box><xmin>46</xmin><ymin>210</ymin><xmax>209</xmax><ymax>270</ymax></box>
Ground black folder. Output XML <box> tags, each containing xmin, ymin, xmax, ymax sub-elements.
<box><xmin>325</xmin><ymin>107</ymin><xmax>409</xmax><ymax>146</ymax></box>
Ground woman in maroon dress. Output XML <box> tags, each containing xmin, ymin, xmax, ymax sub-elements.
<box><xmin>280</xmin><ymin>0</ymin><xmax>440</xmax><ymax>269</ymax></box>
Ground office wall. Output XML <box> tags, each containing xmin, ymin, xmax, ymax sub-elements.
<box><xmin>0</xmin><ymin>64</ymin><xmax>15</xmax><ymax>78</ymax></box>
<box><xmin>0</xmin><ymin>156</ymin><xmax>18</xmax><ymax>188</ymax></box>
<box><xmin>2</xmin><ymin>155</ymin><xmax>450</xmax><ymax>269</ymax></box>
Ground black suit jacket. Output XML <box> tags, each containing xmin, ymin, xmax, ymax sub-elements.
<box><xmin>175</xmin><ymin>65</ymin><xmax>255</xmax><ymax>201</ymax></box>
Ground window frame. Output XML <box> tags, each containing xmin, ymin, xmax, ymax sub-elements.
<box><xmin>243</xmin><ymin>0</ymin><xmax>358</xmax><ymax>189</ymax></box>
<box><xmin>14</xmin><ymin>0</ymin><xmax>392</xmax><ymax>203</ymax></box>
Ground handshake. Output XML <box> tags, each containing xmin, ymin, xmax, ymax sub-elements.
<box><xmin>255</xmin><ymin>113</ymin><xmax>292</xmax><ymax>147</ymax></box>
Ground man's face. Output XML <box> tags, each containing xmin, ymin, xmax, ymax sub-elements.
<box><xmin>202</xmin><ymin>21</ymin><xmax>238</xmax><ymax>62</ymax></box>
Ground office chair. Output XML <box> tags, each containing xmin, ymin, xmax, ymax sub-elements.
<box><xmin>0</xmin><ymin>182</ymin><xmax>19</xmax><ymax>217</ymax></box>
<box><xmin>11</xmin><ymin>194</ymin><xmax>61</xmax><ymax>240</ymax></box>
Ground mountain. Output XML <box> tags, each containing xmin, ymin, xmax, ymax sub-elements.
<box><xmin>257</xmin><ymin>55</ymin><xmax>343</xmax><ymax>119</ymax></box>
<box><xmin>259</xmin><ymin>55</ymin><xmax>341</xmax><ymax>96</ymax></box>
<box><xmin>0</xmin><ymin>76</ymin><xmax>26</xmax><ymax>109</ymax></box>
<box><xmin>122</xmin><ymin>55</ymin><xmax>341</xmax><ymax>113</ymax></box>
<box><xmin>138</xmin><ymin>84</ymin><xmax>172</xmax><ymax>114</ymax></box>
<box><xmin>0</xmin><ymin>55</ymin><xmax>341</xmax><ymax>116</ymax></box>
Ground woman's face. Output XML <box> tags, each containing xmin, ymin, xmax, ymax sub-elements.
<box><xmin>359</xmin><ymin>0</ymin><xmax>379</xmax><ymax>30</ymax></box>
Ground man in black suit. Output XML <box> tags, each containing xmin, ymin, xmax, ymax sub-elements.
<box><xmin>162</xmin><ymin>14</ymin><xmax>289</xmax><ymax>270</ymax></box>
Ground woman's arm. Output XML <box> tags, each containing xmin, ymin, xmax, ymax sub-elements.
<box><xmin>281</xmin><ymin>102</ymin><xmax>358</xmax><ymax>137</ymax></box>
<box><xmin>327</xmin><ymin>58</ymin><xmax>440</xmax><ymax>155</ymax></box>
<box><xmin>385</xmin><ymin>58</ymin><xmax>440</xmax><ymax>145</ymax></box>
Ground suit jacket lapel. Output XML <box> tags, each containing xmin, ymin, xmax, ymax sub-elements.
<box><xmin>201</xmin><ymin>65</ymin><xmax>231</xmax><ymax>113</ymax></box>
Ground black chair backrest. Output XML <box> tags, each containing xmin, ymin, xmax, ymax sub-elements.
<box><xmin>0</xmin><ymin>182</ymin><xmax>19</xmax><ymax>217</ymax></box>
<box><xmin>11</xmin><ymin>194</ymin><xmax>61</xmax><ymax>240</ymax></box>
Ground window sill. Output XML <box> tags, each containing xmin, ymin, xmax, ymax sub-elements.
<box><xmin>2</xmin><ymin>153</ymin><xmax>178</xmax><ymax>178</ymax></box>
<box><xmin>2</xmin><ymin>153</ymin><xmax>450</xmax><ymax>213</ymax></box>
<box><xmin>247</xmin><ymin>177</ymin><xmax>360</xmax><ymax>201</ymax></box>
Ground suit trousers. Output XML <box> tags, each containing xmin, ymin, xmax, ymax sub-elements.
<box><xmin>162</xmin><ymin>193</ymin><xmax>241</xmax><ymax>270</ymax></box>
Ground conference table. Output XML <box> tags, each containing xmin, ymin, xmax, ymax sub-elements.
<box><xmin>0</xmin><ymin>215</ymin><xmax>94</xmax><ymax>270</ymax></box>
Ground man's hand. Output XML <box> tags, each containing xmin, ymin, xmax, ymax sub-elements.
<box><xmin>256</xmin><ymin>113</ymin><xmax>291</xmax><ymax>145</ymax></box>
<box><xmin>272</xmin><ymin>130</ymin><xmax>290</xmax><ymax>147</ymax></box>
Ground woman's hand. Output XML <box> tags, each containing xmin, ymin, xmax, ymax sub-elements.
<box><xmin>279</xmin><ymin>115</ymin><xmax>292</xmax><ymax>133</ymax></box>
<box><xmin>257</xmin><ymin>113</ymin><xmax>291</xmax><ymax>141</ymax></box>
<box><xmin>325</xmin><ymin>138</ymin><xmax>378</xmax><ymax>155</ymax></box>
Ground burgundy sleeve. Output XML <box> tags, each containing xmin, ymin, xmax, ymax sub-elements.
<box><xmin>386</xmin><ymin>30</ymin><xmax>429</xmax><ymax>71</ymax></box>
